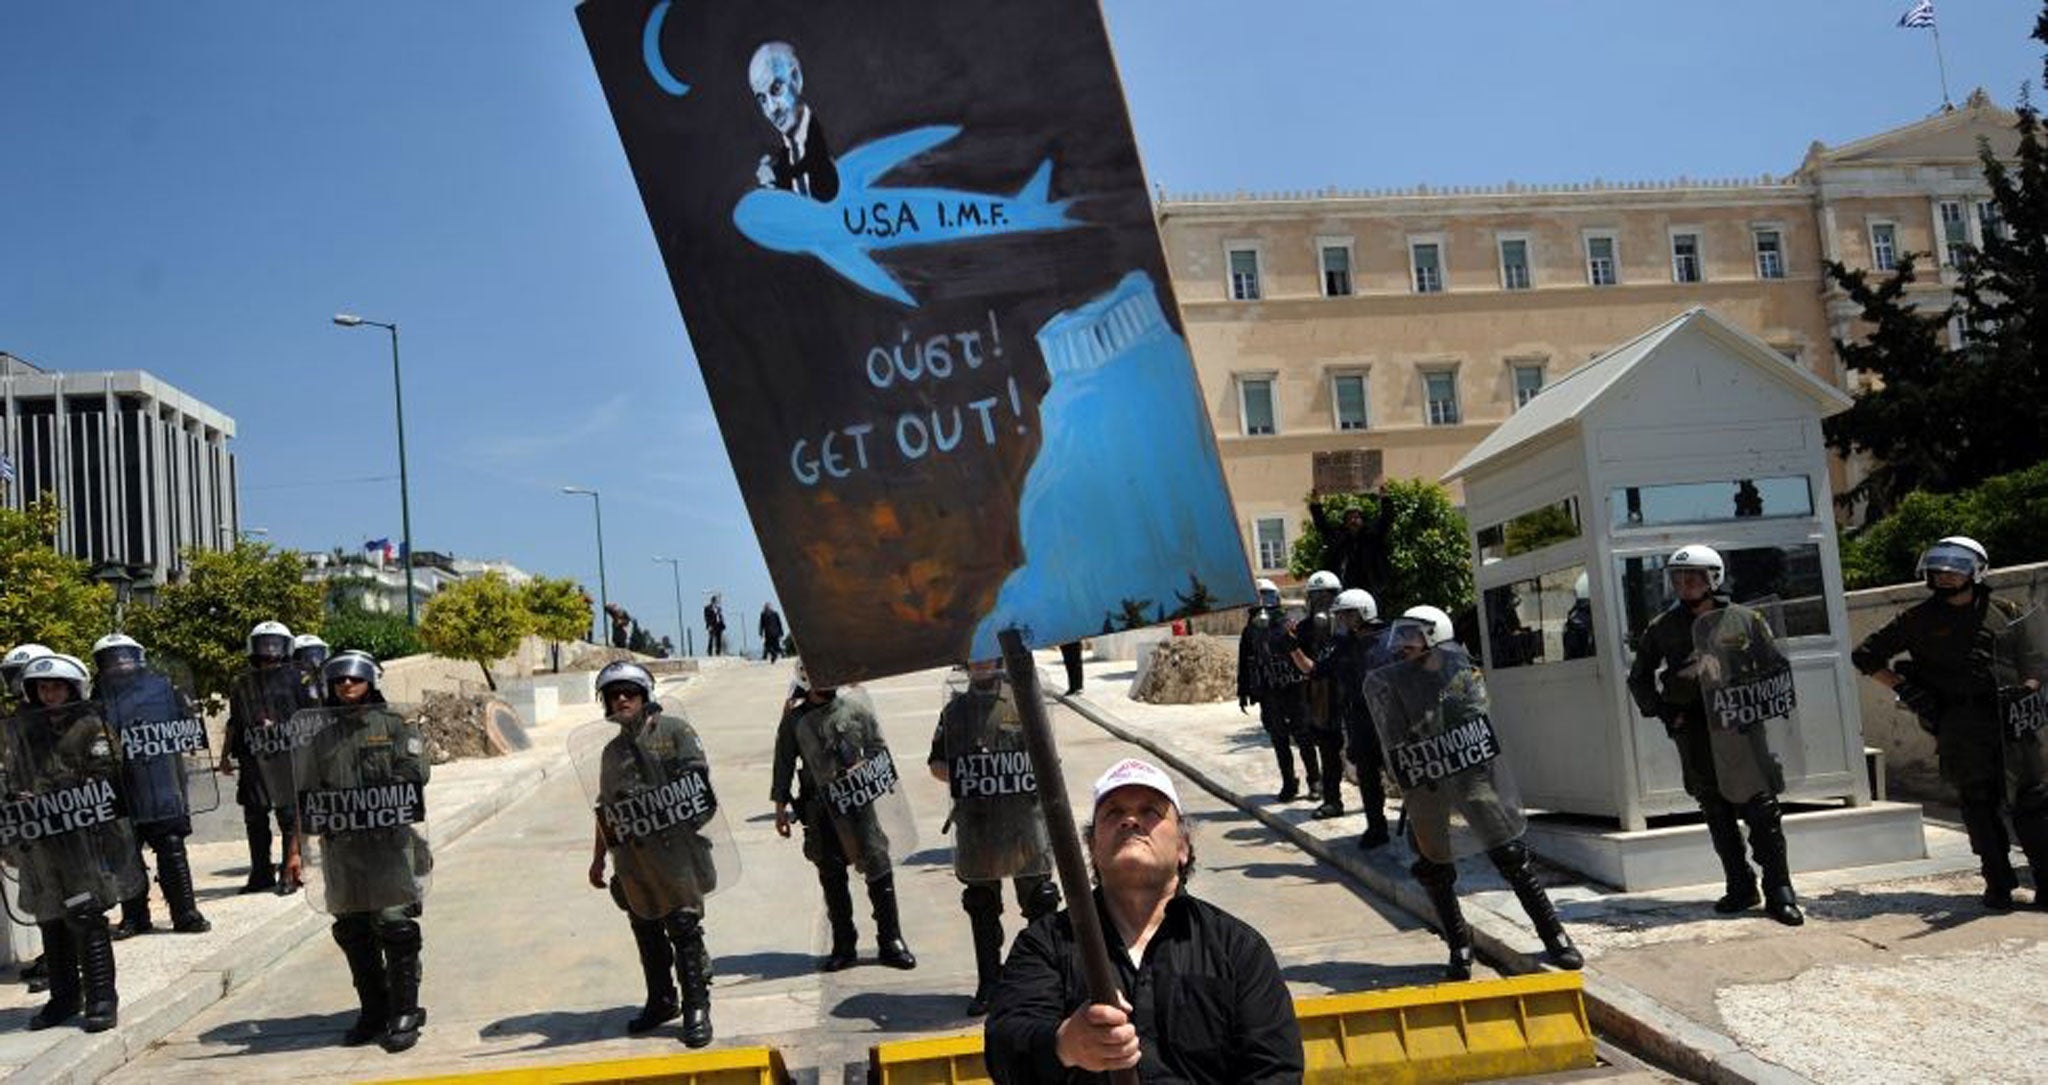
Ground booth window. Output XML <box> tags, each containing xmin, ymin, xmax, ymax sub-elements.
<box><xmin>1482</xmin><ymin>563</ymin><xmax>1593</xmax><ymax>670</ymax></box>
<box><xmin>1617</xmin><ymin>543</ymin><xmax>1830</xmax><ymax>652</ymax></box>
<box><xmin>1477</xmin><ymin>496</ymin><xmax>1581</xmax><ymax>562</ymax></box>
<box><xmin>1612</xmin><ymin>476</ymin><xmax>1812</xmax><ymax>529</ymax></box>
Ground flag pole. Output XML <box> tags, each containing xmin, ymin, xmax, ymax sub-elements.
<box><xmin>1932</xmin><ymin>21</ymin><xmax>1953</xmax><ymax>108</ymax></box>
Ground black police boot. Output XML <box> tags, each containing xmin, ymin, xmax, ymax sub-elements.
<box><xmin>671</xmin><ymin>912</ymin><xmax>713</xmax><ymax>1049</ymax></box>
<box><xmin>1300</xmin><ymin>741</ymin><xmax>1323</xmax><ymax>803</ymax></box>
<box><xmin>379</xmin><ymin>920</ymin><xmax>425</xmax><ymax>1053</ymax></box>
<box><xmin>77</xmin><ymin>916</ymin><xmax>118</xmax><ymax>1033</ymax></box>
<box><xmin>276</xmin><ymin>824</ymin><xmax>303</xmax><ymax>897</ymax></box>
<box><xmin>1413</xmin><ymin>859</ymin><xmax>1473</xmax><ymax>981</ymax></box>
<box><xmin>112</xmin><ymin>894</ymin><xmax>154</xmax><ymax>940</ymax></box>
<box><xmin>1744</xmin><ymin>798</ymin><xmax>1804</xmax><ymax>927</ymax></box>
<box><xmin>333</xmin><ymin>920</ymin><xmax>388</xmax><ymax>1046</ymax></box>
<box><xmin>869</xmin><ymin>874</ymin><xmax>918</xmax><ymax>969</ymax></box>
<box><xmin>240</xmin><ymin>811</ymin><xmax>277</xmax><ymax>893</ymax></box>
<box><xmin>160</xmin><ymin>838</ymin><xmax>212</xmax><ymax>934</ymax></box>
<box><xmin>1275</xmin><ymin>775</ymin><xmax>1299</xmax><ymax>803</ymax></box>
<box><xmin>626</xmin><ymin>917</ymin><xmax>679</xmax><ymax>1035</ymax></box>
<box><xmin>1490</xmin><ymin>842</ymin><xmax>1582</xmax><ymax>970</ymax></box>
<box><xmin>1981</xmin><ymin>855</ymin><xmax>2021</xmax><ymax>911</ymax></box>
<box><xmin>1959</xmin><ymin>797</ymin><xmax>2015</xmax><ymax>908</ymax></box>
<box><xmin>1271</xmin><ymin>729</ymin><xmax>1298</xmax><ymax>802</ymax></box>
<box><xmin>1703</xmin><ymin>800</ymin><xmax>1759</xmax><ymax>914</ymax></box>
<box><xmin>1357</xmin><ymin>770</ymin><xmax>1390</xmax><ymax>849</ymax></box>
<box><xmin>28</xmin><ymin>923</ymin><xmax>80</xmax><ymax>1031</ymax></box>
<box><xmin>818</xmin><ymin>865</ymin><xmax>859</xmax><ymax>972</ymax></box>
<box><xmin>965</xmin><ymin>902</ymin><xmax>1006</xmax><ymax>1016</ymax></box>
<box><xmin>21</xmin><ymin>952</ymin><xmax>50</xmax><ymax>994</ymax></box>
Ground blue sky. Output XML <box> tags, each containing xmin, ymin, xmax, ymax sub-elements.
<box><xmin>1</xmin><ymin>2</ymin><xmax>2037</xmax><ymax>651</ymax></box>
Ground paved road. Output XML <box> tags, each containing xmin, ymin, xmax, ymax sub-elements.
<box><xmin>111</xmin><ymin>661</ymin><xmax>1460</xmax><ymax>1083</ymax></box>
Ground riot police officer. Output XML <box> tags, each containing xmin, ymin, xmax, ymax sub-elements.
<box><xmin>927</xmin><ymin>661</ymin><xmax>1058</xmax><ymax>1016</ymax></box>
<box><xmin>1292</xmin><ymin>589</ymin><xmax>1391</xmax><ymax>846</ymax></box>
<box><xmin>1236</xmin><ymin>578</ymin><xmax>1321</xmax><ymax>802</ymax></box>
<box><xmin>1853</xmin><ymin>536</ymin><xmax>2047</xmax><ymax>908</ymax></box>
<box><xmin>294</xmin><ymin>634</ymin><xmax>332</xmax><ymax>703</ymax></box>
<box><xmin>285</xmin><ymin>650</ymin><xmax>431</xmax><ymax>1052</ymax></box>
<box><xmin>1626</xmin><ymin>545</ymin><xmax>1804</xmax><ymax>926</ymax></box>
<box><xmin>584</xmin><ymin>661</ymin><xmax>718</xmax><ymax>1047</ymax></box>
<box><xmin>771</xmin><ymin>661</ymin><xmax>917</xmax><ymax>972</ymax></box>
<box><xmin>220</xmin><ymin>620</ymin><xmax>314</xmax><ymax>894</ymax></box>
<box><xmin>91</xmin><ymin>634</ymin><xmax>211</xmax><ymax>937</ymax></box>
<box><xmin>1294</xmin><ymin>570</ymin><xmax>1348</xmax><ymax>818</ymax></box>
<box><xmin>2</xmin><ymin>643</ymin><xmax>53</xmax><ymax>715</ymax></box>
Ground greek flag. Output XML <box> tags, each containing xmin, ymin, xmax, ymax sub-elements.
<box><xmin>1898</xmin><ymin>0</ymin><xmax>1935</xmax><ymax>29</ymax></box>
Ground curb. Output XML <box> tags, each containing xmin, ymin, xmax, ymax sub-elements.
<box><xmin>1056</xmin><ymin>690</ymin><xmax>1819</xmax><ymax>1085</ymax></box>
<box><xmin>19</xmin><ymin>753</ymin><xmax>561</xmax><ymax>1084</ymax></box>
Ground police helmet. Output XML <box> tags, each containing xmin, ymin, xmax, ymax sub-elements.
<box><xmin>1916</xmin><ymin>536</ymin><xmax>1988</xmax><ymax>585</ymax></box>
<box><xmin>1400</xmin><ymin>605</ymin><xmax>1456</xmax><ymax>648</ymax></box>
<box><xmin>1331</xmin><ymin>588</ymin><xmax>1378</xmax><ymax>622</ymax></box>
<box><xmin>323</xmin><ymin>650</ymin><xmax>382</xmax><ymax>692</ymax></box>
<box><xmin>2</xmin><ymin>643</ymin><xmax>52</xmax><ymax>691</ymax></box>
<box><xmin>596</xmin><ymin>660</ymin><xmax>655</xmax><ymax>700</ymax></box>
<box><xmin>1573</xmin><ymin>571</ymin><xmax>1590</xmax><ymax>601</ymax></box>
<box><xmin>1305</xmin><ymin>570</ymin><xmax>1342</xmax><ymax>594</ymax></box>
<box><xmin>21</xmin><ymin>653</ymin><xmax>90</xmax><ymax>702</ymax></box>
<box><xmin>247</xmin><ymin>621</ymin><xmax>294</xmax><ymax>663</ymax></box>
<box><xmin>1665</xmin><ymin>545</ymin><xmax>1725</xmax><ymax>591</ymax></box>
<box><xmin>1253</xmin><ymin>577</ymin><xmax>1281</xmax><ymax>607</ymax></box>
<box><xmin>92</xmin><ymin>633</ymin><xmax>146</xmax><ymax>675</ymax></box>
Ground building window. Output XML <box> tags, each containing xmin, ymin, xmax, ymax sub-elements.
<box><xmin>1938</xmin><ymin>201</ymin><xmax>1968</xmax><ymax>266</ymax></box>
<box><xmin>1320</xmin><ymin>245</ymin><xmax>1353</xmax><ymax>297</ymax></box>
<box><xmin>1671</xmin><ymin>232</ymin><xmax>1701</xmax><ymax>283</ymax></box>
<box><xmin>1753</xmin><ymin>229</ymin><xmax>1784</xmax><ymax>279</ymax></box>
<box><xmin>1254</xmin><ymin>517</ymin><xmax>1288</xmax><ymax>571</ymax></box>
<box><xmin>1239</xmin><ymin>375</ymin><xmax>1276</xmax><ymax>435</ymax></box>
<box><xmin>1424</xmin><ymin>370</ymin><xmax>1461</xmax><ymax>426</ymax></box>
<box><xmin>1331</xmin><ymin>372</ymin><xmax>1369</xmax><ymax>431</ymax></box>
<box><xmin>1228</xmin><ymin>248</ymin><xmax>1261</xmax><ymax>300</ymax></box>
<box><xmin>1978</xmin><ymin>200</ymin><xmax>2006</xmax><ymax>243</ymax></box>
<box><xmin>1512</xmin><ymin>363</ymin><xmax>1545</xmax><ymax>408</ymax></box>
<box><xmin>1586</xmin><ymin>234</ymin><xmax>1617</xmax><ymax>286</ymax></box>
<box><xmin>1499</xmin><ymin>237</ymin><xmax>1532</xmax><ymax>290</ymax></box>
<box><xmin>1870</xmin><ymin>222</ymin><xmax>1897</xmax><ymax>271</ymax></box>
<box><xmin>1411</xmin><ymin>241</ymin><xmax>1444</xmax><ymax>294</ymax></box>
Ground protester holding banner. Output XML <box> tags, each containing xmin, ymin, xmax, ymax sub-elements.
<box><xmin>1626</xmin><ymin>545</ymin><xmax>1804</xmax><ymax>926</ymax></box>
<box><xmin>285</xmin><ymin>650</ymin><xmax>432</xmax><ymax>1052</ymax></box>
<box><xmin>582</xmin><ymin>661</ymin><xmax>722</xmax><ymax>1047</ymax></box>
<box><xmin>91</xmin><ymin>634</ymin><xmax>213</xmax><ymax>937</ymax></box>
<box><xmin>220</xmin><ymin>620</ymin><xmax>316</xmax><ymax>894</ymax></box>
<box><xmin>928</xmin><ymin>662</ymin><xmax>1058</xmax><ymax>1016</ymax></box>
<box><xmin>1852</xmin><ymin>536</ymin><xmax>2048</xmax><ymax>909</ymax></box>
<box><xmin>983</xmin><ymin>758</ymin><xmax>1301</xmax><ymax>1083</ymax></box>
<box><xmin>1291</xmin><ymin>589</ymin><xmax>1392</xmax><ymax>848</ymax></box>
<box><xmin>1310</xmin><ymin>488</ymin><xmax>1397</xmax><ymax>604</ymax></box>
<box><xmin>1237</xmin><ymin>579</ymin><xmax>1321</xmax><ymax>804</ymax></box>
<box><xmin>771</xmin><ymin>664</ymin><xmax>917</xmax><ymax>971</ymax></box>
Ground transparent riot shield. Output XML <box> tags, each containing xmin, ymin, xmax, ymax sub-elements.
<box><xmin>232</xmin><ymin>667</ymin><xmax>311</xmax><ymax>811</ymax></box>
<box><xmin>570</xmin><ymin>711</ymin><xmax>738</xmax><ymax>919</ymax></box>
<box><xmin>1993</xmin><ymin>605</ymin><xmax>2048</xmax><ymax>801</ymax></box>
<box><xmin>289</xmin><ymin>705</ymin><xmax>433</xmax><ymax>915</ymax></box>
<box><xmin>0</xmin><ymin>705</ymin><xmax>146</xmax><ymax>923</ymax></box>
<box><xmin>98</xmin><ymin>669</ymin><xmax>219</xmax><ymax>822</ymax></box>
<box><xmin>1364</xmin><ymin>641</ymin><xmax>1525</xmax><ymax>864</ymax></box>
<box><xmin>791</xmin><ymin>687</ymin><xmax>918</xmax><ymax>874</ymax></box>
<box><xmin>1691</xmin><ymin>604</ymin><xmax>1795</xmax><ymax>804</ymax></box>
<box><xmin>938</xmin><ymin>670</ymin><xmax>1052</xmax><ymax>882</ymax></box>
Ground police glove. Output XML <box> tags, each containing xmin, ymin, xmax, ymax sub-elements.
<box><xmin>1893</xmin><ymin>679</ymin><xmax>1943</xmax><ymax>733</ymax></box>
<box><xmin>1658</xmin><ymin>708</ymin><xmax>1686</xmax><ymax>736</ymax></box>
<box><xmin>1238</xmin><ymin>694</ymin><xmax>1251</xmax><ymax>714</ymax></box>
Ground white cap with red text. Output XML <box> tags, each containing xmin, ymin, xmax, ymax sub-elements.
<box><xmin>1092</xmin><ymin>758</ymin><xmax>1182</xmax><ymax>813</ymax></box>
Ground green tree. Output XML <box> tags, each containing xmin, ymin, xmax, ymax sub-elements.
<box><xmin>1113</xmin><ymin>597</ymin><xmax>1154</xmax><ymax>631</ymax></box>
<box><xmin>1289</xmin><ymin>479</ymin><xmax>1474</xmax><ymax>614</ymax></box>
<box><xmin>1170</xmin><ymin>574</ymin><xmax>1215</xmax><ymax>619</ymax></box>
<box><xmin>127</xmin><ymin>541</ymin><xmax>322</xmax><ymax>712</ymax></box>
<box><xmin>0</xmin><ymin>497</ymin><xmax>114</xmax><ymax>660</ymax></box>
<box><xmin>321</xmin><ymin>604</ymin><xmax>423</xmax><ymax>660</ymax></box>
<box><xmin>1838</xmin><ymin>460</ymin><xmax>2048</xmax><ymax>588</ymax></box>
<box><xmin>1821</xmin><ymin>253</ymin><xmax>1960</xmax><ymax>520</ymax></box>
<box><xmin>417</xmin><ymin>572</ymin><xmax>528</xmax><ymax>690</ymax></box>
<box><xmin>519</xmin><ymin>576</ymin><xmax>590</xmax><ymax>673</ymax></box>
<box><xmin>1503</xmin><ymin>503</ymin><xmax>1580</xmax><ymax>556</ymax></box>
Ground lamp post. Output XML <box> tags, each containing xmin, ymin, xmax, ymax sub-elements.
<box><xmin>563</xmin><ymin>486</ymin><xmax>609</xmax><ymax>644</ymax></box>
<box><xmin>333</xmin><ymin>313</ymin><xmax>418</xmax><ymax>626</ymax></box>
<box><xmin>652</xmin><ymin>556</ymin><xmax>687</xmax><ymax>658</ymax></box>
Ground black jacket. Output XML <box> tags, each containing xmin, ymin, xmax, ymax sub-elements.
<box><xmin>984</xmin><ymin>890</ymin><xmax>1303</xmax><ymax>1084</ymax></box>
<box><xmin>1310</xmin><ymin>500</ymin><xmax>1396</xmax><ymax>603</ymax></box>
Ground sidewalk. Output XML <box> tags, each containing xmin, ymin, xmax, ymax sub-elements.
<box><xmin>1051</xmin><ymin>649</ymin><xmax>2048</xmax><ymax>1085</ymax></box>
<box><xmin>0</xmin><ymin>678</ymin><xmax>653</xmax><ymax>1084</ymax></box>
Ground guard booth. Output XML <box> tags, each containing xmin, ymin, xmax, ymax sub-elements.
<box><xmin>1442</xmin><ymin>307</ymin><xmax>1925</xmax><ymax>889</ymax></box>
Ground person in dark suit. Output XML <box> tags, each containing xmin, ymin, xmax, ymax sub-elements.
<box><xmin>749</xmin><ymin>41</ymin><xmax>839</xmax><ymax>202</ymax></box>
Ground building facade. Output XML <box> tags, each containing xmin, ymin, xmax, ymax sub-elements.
<box><xmin>1</xmin><ymin>353</ymin><xmax>239</xmax><ymax>585</ymax></box>
<box><xmin>1158</xmin><ymin>94</ymin><xmax>2018</xmax><ymax>582</ymax></box>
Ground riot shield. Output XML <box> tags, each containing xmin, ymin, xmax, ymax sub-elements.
<box><xmin>1364</xmin><ymin>642</ymin><xmax>1525</xmax><ymax>864</ymax></box>
<box><xmin>1691</xmin><ymin>604</ymin><xmax>1794</xmax><ymax>804</ymax></box>
<box><xmin>98</xmin><ymin>669</ymin><xmax>219</xmax><ymax>822</ymax></box>
<box><xmin>570</xmin><ymin>713</ymin><xmax>738</xmax><ymax>919</ymax></box>
<box><xmin>1993</xmin><ymin>604</ymin><xmax>2048</xmax><ymax>802</ymax></box>
<box><xmin>938</xmin><ymin>671</ymin><xmax>1052</xmax><ymax>882</ymax></box>
<box><xmin>0</xmin><ymin>705</ymin><xmax>147</xmax><ymax>922</ymax></box>
<box><xmin>289</xmin><ymin>704</ymin><xmax>433</xmax><ymax>916</ymax></box>
<box><xmin>233</xmin><ymin>666</ymin><xmax>312</xmax><ymax>810</ymax></box>
<box><xmin>791</xmin><ymin>687</ymin><xmax>918</xmax><ymax>873</ymax></box>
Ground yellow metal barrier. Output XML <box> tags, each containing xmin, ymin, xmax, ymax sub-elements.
<box><xmin>371</xmin><ymin>1046</ymin><xmax>788</xmax><ymax>1085</ymax></box>
<box><xmin>869</xmin><ymin>972</ymin><xmax>1594</xmax><ymax>1085</ymax></box>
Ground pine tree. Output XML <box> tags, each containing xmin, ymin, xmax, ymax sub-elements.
<box><xmin>1821</xmin><ymin>253</ymin><xmax>1961</xmax><ymax>519</ymax></box>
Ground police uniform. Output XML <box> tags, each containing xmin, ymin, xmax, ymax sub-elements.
<box><xmin>95</xmin><ymin>669</ymin><xmax>210</xmax><ymax>935</ymax></box>
<box><xmin>1236</xmin><ymin>607</ymin><xmax>1320</xmax><ymax>801</ymax></box>
<box><xmin>224</xmin><ymin>663</ymin><xmax>317</xmax><ymax>892</ymax></box>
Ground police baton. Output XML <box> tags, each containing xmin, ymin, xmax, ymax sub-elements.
<box><xmin>999</xmin><ymin>628</ymin><xmax>1139</xmax><ymax>1085</ymax></box>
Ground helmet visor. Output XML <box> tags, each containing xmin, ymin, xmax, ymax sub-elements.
<box><xmin>1916</xmin><ymin>543</ymin><xmax>1981</xmax><ymax>579</ymax></box>
<box><xmin>251</xmin><ymin>634</ymin><xmax>292</xmax><ymax>662</ymax></box>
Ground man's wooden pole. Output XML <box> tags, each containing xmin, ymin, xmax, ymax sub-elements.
<box><xmin>998</xmin><ymin>627</ymin><xmax>1138</xmax><ymax>1085</ymax></box>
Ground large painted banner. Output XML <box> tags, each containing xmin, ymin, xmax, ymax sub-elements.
<box><xmin>577</xmin><ymin>0</ymin><xmax>1250</xmax><ymax>685</ymax></box>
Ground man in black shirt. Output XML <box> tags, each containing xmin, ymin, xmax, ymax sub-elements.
<box><xmin>984</xmin><ymin>758</ymin><xmax>1302</xmax><ymax>1083</ymax></box>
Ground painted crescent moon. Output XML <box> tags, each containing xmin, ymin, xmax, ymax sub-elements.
<box><xmin>642</xmin><ymin>0</ymin><xmax>689</xmax><ymax>97</ymax></box>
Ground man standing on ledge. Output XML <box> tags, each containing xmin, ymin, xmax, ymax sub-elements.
<box><xmin>983</xmin><ymin>759</ymin><xmax>1302</xmax><ymax>1083</ymax></box>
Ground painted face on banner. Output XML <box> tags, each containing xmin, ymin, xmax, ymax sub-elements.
<box><xmin>749</xmin><ymin>43</ymin><xmax>803</xmax><ymax>136</ymax></box>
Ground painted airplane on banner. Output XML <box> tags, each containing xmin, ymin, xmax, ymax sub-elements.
<box><xmin>732</xmin><ymin>125</ymin><xmax>1079</xmax><ymax>307</ymax></box>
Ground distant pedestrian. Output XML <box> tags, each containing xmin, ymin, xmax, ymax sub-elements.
<box><xmin>760</xmin><ymin>603</ymin><xmax>786</xmax><ymax>663</ymax></box>
<box><xmin>704</xmin><ymin>596</ymin><xmax>727</xmax><ymax>657</ymax></box>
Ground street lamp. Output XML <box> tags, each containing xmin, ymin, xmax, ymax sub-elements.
<box><xmin>333</xmin><ymin>312</ymin><xmax>419</xmax><ymax>626</ymax></box>
<box><xmin>563</xmin><ymin>486</ymin><xmax>609</xmax><ymax>644</ymax></box>
<box><xmin>652</xmin><ymin>556</ymin><xmax>687</xmax><ymax>658</ymax></box>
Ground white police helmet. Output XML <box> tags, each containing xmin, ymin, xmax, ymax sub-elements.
<box><xmin>1305</xmin><ymin>570</ymin><xmax>1342</xmax><ymax>593</ymax></box>
<box><xmin>91</xmin><ymin>633</ymin><xmax>146</xmax><ymax>674</ymax></box>
<box><xmin>1400</xmin><ymin>605</ymin><xmax>1456</xmax><ymax>647</ymax></box>
<box><xmin>323</xmin><ymin>650</ymin><xmax>382</xmax><ymax>691</ymax></box>
<box><xmin>1332</xmin><ymin>589</ymin><xmax>1378</xmax><ymax>622</ymax></box>
<box><xmin>1916</xmin><ymin>536</ymin><xmax>1989</xmax><ymax>585</ymax></box>
<box><xmin>4</xmin><ymin>643</ymin><xmax>53</xmax><ymax>687</ymax></box>
<box><xmin>21</xmin><ymin>653</ymin><xmax>90</xmax><ymax>701</ymax></box>
<box><xmin>596</xmin><ymin>660</ymin><xmax>655</xmax><ymax>700</ymax></box>
<box><xmin>247</xmin><ymin>621</ymin><xmax>295</xmax><ymax>663</ymax></box>
<box><xmin>1665</xmin><ymin>545</ymin><xmax>1725</xmax><ymax>591</ymax></box>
